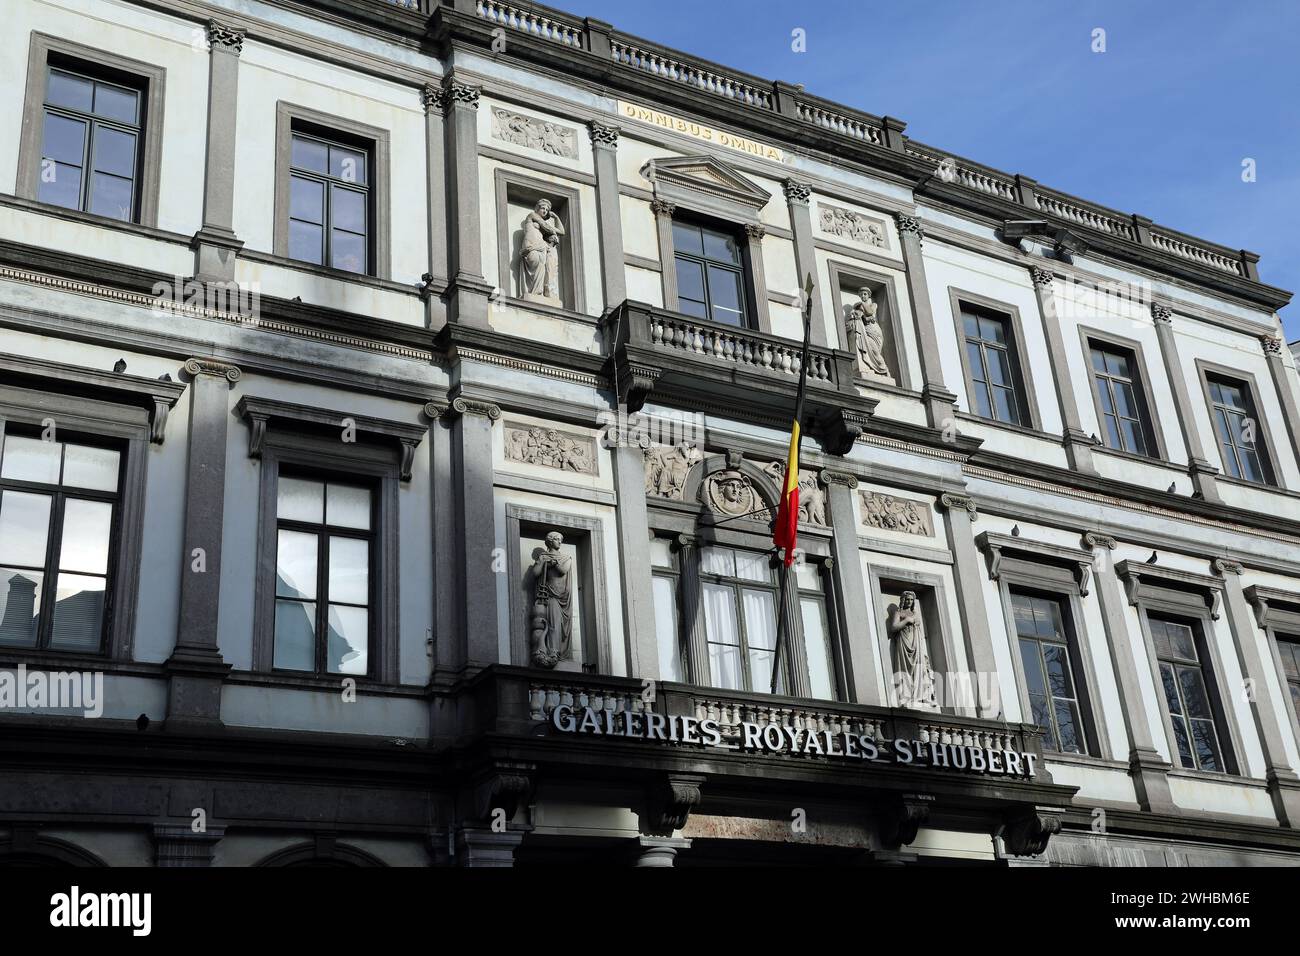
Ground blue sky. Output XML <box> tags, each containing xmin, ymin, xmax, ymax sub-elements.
<box><xmin>581</xmin><ymin>0</ymin><xmax>1300</xmax><ymax>338</ymax></box>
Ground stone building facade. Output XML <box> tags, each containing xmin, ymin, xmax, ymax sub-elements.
<box><xmin>1</xmin><ymin>0</ymin><xmax>1299</xmax><ymax>867</ymax></box>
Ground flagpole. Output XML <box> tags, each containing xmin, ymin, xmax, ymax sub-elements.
<box><xmin>771</xmin><ymin>273</ymin><xmax>816</xmax><ymax>695</ymax></box>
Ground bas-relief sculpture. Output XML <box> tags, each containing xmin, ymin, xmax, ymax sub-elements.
<box><xmin>844</xmin><ymin>286</ymin><xmax>893</xmax><ymax>381</ymax></box>
<box><xmin>862</xmin><ymin>491</ymin><xmax>932</xmax><ymax>536</ymax></box>
<box><xmin>505</xmin><ymin>425</ymin><xmax>596</xmax><ymax>474</ymax></box>
<box><xmin>887</xmin><ymin>590</ymin><xmax>939</xmax><ymax>711</ymax></box>
<box><xmin>762</xmin><ymin>461</ymin><xmax>828</xmax><ymax>526</ymax></box>
<box><xmin>528</xmin><ymin>530</ymin><xmax>574</xmax><ymax>669</ymax></box>
<box><xmin>819</xmin><ymin>202</ymin><xmax>885</xmax><ymax>247</ymax></box>
<box><xmin>703</xmin><ymin>470</ymin><xmax>762</xmax><ymax>520</ymax></box>
<box><xmin>644</xmin><ymin>442</ymin><xmax>702</xmax><ymax>499</ymax></box>
<box><xmin>491</xmin><ymin>107</ymin><xmax>578</xmax><ymax>159</ymax></box>
<box><xmin>520</xmin><ymin>199</ymin><xmax>566</xmax><ymax>305</ymax></box>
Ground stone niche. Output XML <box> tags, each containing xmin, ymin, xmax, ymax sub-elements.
<box><xmin>872</xmin><ymin>576</ymin><xmax>958</xmax><ymax>713</ymax></box>
<box><xmin>494</xmin><ymin>169</ymin><xmax>585</xmax><ymax>313</ymax></box>
<box><xmin>828</xmin><ymin>263</ymin><xmax>907</xmax><ymax>388</ymax></box>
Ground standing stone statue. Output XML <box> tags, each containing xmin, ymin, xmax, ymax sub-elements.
<box><xmin>520</xmin><ymin>198</ymin><xmax>565</xmax><ymax>305</ymax></box>
<box><xmin>529</xmin><ymin>531</ymin><xmax>574</xmax><ymax>668</ymax></box>
<box><xmin>887</xmin><ymin>591</ymin><xmax>938</xmax><ymax>711</ymax></box>
<box><xmin>846</xmin><ymin>286</ymin><xmax>891</xmax><ymax>379</ymax></box>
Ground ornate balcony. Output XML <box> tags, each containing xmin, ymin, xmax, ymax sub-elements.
<box><xmin>603</xmin><ymin>300</ymin><xmax>876</xmax><ymax>454</ymax></box>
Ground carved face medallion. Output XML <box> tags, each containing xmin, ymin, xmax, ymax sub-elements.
<box><xmin>704</xmin><ymin>470</ymin><xmax>755</xmax><ymax>518</ymax></box>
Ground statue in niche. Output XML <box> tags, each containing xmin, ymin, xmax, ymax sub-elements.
<box><xmin>528</xmin><ymin>530</ymin><xmax>574</xmax><ymax>668</ymax></box>
<box><xmin>887</xmin><ymin>591</ymin><xmax>938</xmax><ymax>711</ymax></box>
<box><xmin>520</xmin><ymin>198</ymin><xmax>565</xmax><ymax>305</ymax></box>
<box><xmin>845</xmin><ymin>286</ymin><xmax>892</xmax><ymax>380</ymax></box>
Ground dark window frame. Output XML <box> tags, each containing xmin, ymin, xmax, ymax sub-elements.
<box><xmin>948</xmin><ymin>288</ymin><xmax>1041</xmax><ymax>431</ymax></box>
<box><xmin>1148</xmin><ymin>614</ymin><xmax>1231</xmax><ymax>773</ymax></box>
<box><xmin>1089</xmin><ymin>342</ymin><xmax>1158</xmax><ymax>457</ymax></box>
<box><xmin>286</xmin><ymin>128</ymin><xmax>373</xmax><ymax>275</ymax></box>
<box><xmin>1010</xmin><ymin>589</ymin><xmax>1089</xmax><ymax>755</ymax></box>
<box><xmin>18</xmin><ymin>33</ymin><xmax>166</xmax><ymax>228</ymax></box>
<box><xmin>670</xmin><ymin>213</ymin><xmax>755</xmax><ymax>329</ymax></box>
<box><xmin>1076</xmin><ymin>325</ymin><xmax>1168</xmax><ymax>462</ymax></box>
<box><xmin>1195</xmin><ymin>361</ymin><xmax>1277</xmax><ymax>487</ymax></box>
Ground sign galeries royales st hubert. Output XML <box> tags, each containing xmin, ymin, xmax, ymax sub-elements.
<box><xmin>549</xmin><ymin>703</ymin><xmax>1042</xmax><ymax>779</ymax></box>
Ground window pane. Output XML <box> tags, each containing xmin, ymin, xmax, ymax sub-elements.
<box><xmin>962</xmin><ymin>313</ymin><xmax>980</xmax><ymax>339</ymax></box>
<box><xmin>649</xmin><ymin>537</ymin><xmax>674</xmax><ymax>569</ymax></box>
<box><xmin>1112</xmin><ymin>381</ymin><xmax>1139</xmax><ymax>419</ymax></box>
<box><xmin>701</xmin><ymin>228</ymin><xmax>740</xmax><ymax>264</ymax></box>
<box><xmin>1190</xmin><ymin>718</ymin><xmax>1222</xmax><ymax>771</ymax></box>
<box><xmin>985</xmin><ymin>348</ymin><xmax>1011</xmax><ymax>387</ymax></box>
<box><xmin>1177</xmin><ymin>665</ymin><xmax>1213</xmax><ymax>720</ymax></box>
<box><xmin>93</xmin><ymin>83</ymin><xmax>139</xmax><ymax>125</ymax></box>
<box><xmin>38</xmin><ymin>161</ymin><xmax>84</xmax><ymax>210</ymax></box>
<box><xmin>89</xmin><ymin>172</ymin><xmax>133</xmax><ymax>220</ymax></box>
<box><xmin>1238</xmin><ymin>446</ymin><xmax>1264</xmax><ymax>484</ymax></box>
<box><xmin>706</xmin><ymin>264</ymin><xmax>742</xmax><ymax>311</ymax></box>
<box><xmin>674</xmin><ymin>257</ymin><xmax>705</xmax><ymax>302</ymax></box>
<box><xmin>47</xmin><ymin>70</ymin><xmax>93</xmax><ymax>111</ymax></box>
<box><xmin>972</xmin><ymin>380</ymin><xmax>993</xmax><ymax>419</ymax></box>
<box><xmin>1166</xmin><ymin>623</ymin><xmax>1197</xmax><ymax>661</ymax></box>
<box><xmin>0</xmin><ymin>568</ymin><xmax>42</xmax><ymax>646</ymax></box>
<box><xmin>1013</xmin><ymin>599</ymin><xmax>1037</xmax><ymax>639</ymax></box>
<box><xmin>993</xmin><ymin>386</ymin><xmax>1018</xmax><ymax>424</ymax></box>
<box><xmin>708</xmin><ymin>640</ymin><xmax>741</xmax><ymax>691</ymax></box>
<box><xmin>326</xmin><ymin>484</ymin><xmax>371</xmax><ymax>530</ymax></box>
<box><xmin>331</xmin><ymin>185</ymin><xmax>367</xmax><ymax>235</ymax></box>
<box><xmin>794</xmin><ymin>560</ymin><xmax>822</xmax><ymax>591</ymax></box>
<box><xmin>277</xmin><ymin>477</ymin><xmax>324</xmax><ymax>523</ymax></box>
<box><xmin>62</xmin><ymin>443</ymin><xmax>120</xmax><ymax>491</ymax></box>
<box><xmin>1170</xmin><ymin>714</ymin><xmax>1194</xmax><ymax>767</ymax></box>
<box><xmin>733</xmin><ymin>550</ymin><xmax>769</xmax><ymax>583</ymax></box>
<box><xmin>699</xmin><ymin>546</ymin><xmax>735</xmax><ymax>578</ymax></box>
<box><xmin>979</xmin><ymin>315</ymin><xmax>1006</xmax><ymax>345</ymax></box>
<box><xmin>677</xmin><ymin>296</ymin><xmax>708</xmax><ymax>319</ymax></box>
<box><xmin>1053</xmin><ymin>699</ymin><xmax>1084</xmax><ymax>754</ymax></box>
<box><xmin>289</xmin><ymin>220</ymin><xmax>323</xmax><ymax>265</ymax></box>
<box><xmin>800</xmin><ymin>596</ymin><xmax>835</xmax><ymax>700</ymax></box>
<box><xmin>275</xmin><ymin>529</ymin><xmax>318</xmax><ymax>600</ymax></box>
<box><xmin>0</xmin><ymin>491</ymin><xmax>52</xmax><ymax>567</ymax></box>
<box><xmin>702</xmin><ymin>582</ymin><xmax>739</xmax><ymax>643</ymax></box>
<box><xmin>326</xmin><ymin>604</ymin><xmax>367</xmax><ymax>674</ymax></box>
<box><xmin>1019</xmin><ymin>638</ymin><xmax>1046</xmax><ymax>698</ymax></box>
<box><xmin>91</xmin><ymin>126</ymin><xmax>136</xmax><ymax>178</ymax></box>
<box><xmin>327</xmin><ymin>535</ymin><xmax>369</xmax><ymax>606</ymax></box>
<box><xmin>671</xmin><ymin>221</ymin><xmax>703</xmax><ymax>257</ymax></box>
<box><xmin>290</xmin><ymin>135</ymin><xmax>328</xmax><ymax>173</ymax></box>
<box><xmin>328</xmin><ymin>145</ymin><xmax>367</xmax><ymax>186</ymax></box>
<box><xmin>330</xmin><ymin>228</ymin><xmax>367</xmax><ymax>274</ymax></box>
<box><xmin>651</xmin><ymin>575</ymin><xmax>681</xmax><ymax>682</ymax></box>
<box><xmin>41</xmin><ymin>112</ymin><xmax>87</xmax><ymax>164</ymax></box>
<box><xmin>743</xmin><ymin>588</ymin><xmax>776</xmax><ymax>692</ymax></box>
<box><xmin>274</xmin><ymin>600</ymin><xmax>316</xmax><ymax>670</ymax></box>
<box><xmin>289</xmin><ymin>176</ymin><xmax>324</xmax><ymax>224</ymax></box>
<box><xmin>1042</xmin><ymin>643</ymin><xmax>1074</xmax><ymax>699</ymax></box>
<box><xmin>1159</xmin><ymin>662</ymin><xmax>1182</xmax><ymax>715</ymax></box>
<box><xmin>1027</xmin><ymin>692</ymin><xmax>1052</xmax><ymax>739</ymax></box>
<box><xmin>1121</xmin><ymin>418</ymin><xmax>1148</xmax><ymax>456</ymax></box>
<box><xmin>2</xmin><ymin>435</ymin><xmax>62</xmax><ymax>484</ymax></box>
<box><xmin>1089</xmin><ymin>348</ymin><xmax>1108</xmax><ymax>373</ymax></box>
<box><xmin>59</xmin><ymin>499</ymin><xmax>112</xmax><ymax>575</ymax></box>
<box><xmin>49</xmin><ymin>572</ymin><xmax>105</xmax><ymax>650</ymax></box>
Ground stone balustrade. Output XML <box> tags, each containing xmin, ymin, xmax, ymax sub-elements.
<box><xmin>476</xmin><ymin>0</ymin><xmax>585</xmax><ymax>48</ymax></box>
<box><xmin>646</xmin><ymin>311</ymin><xmax>837</xmax><ymax>387</ymax></box>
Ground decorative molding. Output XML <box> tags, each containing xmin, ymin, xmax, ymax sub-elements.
<box><xmin>182</xmin><ymin>357</ymin><xmax>241</xmax><ymax>384</ymax></box>
<box><xmin>743</xmin><ymin>222</ymin><xmax>766</xmax><ymax>241</ymax></box>
<box><xmin>1082</xmin><ymin>532</ymin><xmax>1117</xmax><ymax>551</ymax></box>
<box><xmin>1211</xmin><ymin>557</ymin><xmax>1244</xmax><ymax>577</ymax></box>
<box><xmin>1002</xmin><ymin>807</ymin><xmax>1063</xmax><ymax>857</ymax></box>
<box><xmin>819</xmin><ymin>469</ymin><xmax>859</xmax><ymax>490</ymax></box>
<box><xmin>763</xmin><ymin>461</ymin><xmax>827</xmax><ymax>526</ymax></box>
<box><xmin>1115</xmin><ymin>559</ymin><xmax>1223</xmax><ymax>620</ymax></box>
<box><xmin>206</xmin><ymin>20</ymin><xmax>246</xmax><ymax>55</ymax></box>
<box><xmin>1244</xmin><ymin>585</ymin><xmax>1300</xmax><ymax>630</ymax></box>
<box><xmin>860</xmin><ymin>491</ymin><xmax>933</xmax><ymax>536</ymax></box>
<box><xmin>1260</xmin><ymin>335</ymin><xmax>1283</xmax><ymax>356</ymax></box>
<box><xmin>490</xmin><ymin>107</ymin><xmax>578</xmax><ymax>159</ymax></box>
<box><xmin>893</xmin><ymin>213</ymin><xmax>924</xmax><ymax>243</ymax></box>
<box><xmin>782</xmin><ymin>178</ymin><xmax>812</xmax><ymax>205</ymax></box>
<box><xmin>644</xmin><ymin>442</ymin><xmax>702</xmax><ymax>499</ymax></box>
<box><xmin>588</xmin><ymin>120</ymin><xmax>620</xmax><ymax>147</ymax></box>
<box><xmin>1150</xmin><ymin>302</ymin><xmax>1173</xmax><ymax>324</ymax></box>
<box><xmin>938</xmin><ymin>492</ymin><xmax>976</xmax><ymax>519</ymax></box>
<box><xmin>976</xmin><ymin>532</ymin><xmax>1094</xmax><ymax>596</ymax></box>
<box><xmin>450</xmin><ymin>396</ymin><xmax>503</xmax><ymax>421</ymax></box>
<box><xmin>702</xmin><ymin>469</ymin><xmax>769</xmax><ymax>522</ymax></box>
<box><xmin>818</xmin><ymin>202</ymin><xmax>886</xmax><ymax>248</ymax></box>
<box><xmin>420</xmin><ymin>83</ymin><xmax>440</xmax><ymax>114</ymax></box>
<box><xmin>642</xmin><ymin>773</ymin><xmax>705</xmax><ymax>837</ymax></box>
<box><xmin>439</xmin><ymin>79</ymin><xmax>481</xmax><ymax>111</ymax></box>
<box><xmin>879</xmin><ymin>793</ymin><xmax>934</xmax><ymax>849</ymax></box>
<box><xmin>649</xmin><ymin>198</ymin><xmax>676</xmax><ymax>218</ymax></box>
<box><xmin>504</xmin><ymin>425</ymin><xmax>597</xmax><ymax>475</ymax></box>
<box><xmin>1029</xmin><ymin>266</ymin><xmax>1055</xmax><ymax>289</ymax></box>
<box><xmin>643</xmin><ymin>155</ymin><xmax>772</xmax><ymax>213</ymax></box>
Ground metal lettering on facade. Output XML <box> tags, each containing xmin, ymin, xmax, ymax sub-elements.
<box><xmin>616</xmin><ymin>101</ymin><xmax>786</xmax><ymax>163</ymax></box>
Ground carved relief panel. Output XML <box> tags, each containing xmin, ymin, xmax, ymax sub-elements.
<box><xmin>505</xmin><ymin>425</ymin><xmax>597</xmax><ymax>475</ymax></box>
<box><xmin>861</xmin><ymin>491</ymin><xmax>934</xmax><ymax>536</ymax></box>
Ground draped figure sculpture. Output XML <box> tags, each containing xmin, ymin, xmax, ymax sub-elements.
<box><xmin>887</xmin><ymin>590</ymin><xmax>938</xmax><ymax>711</ymax></box>
<box><xmin>520</xmin><ymin>198</ymin><xmax>565</xmax><ymax>305</ymax></box>
<box><xmin>529</xmin><ymin>531</ymin><xmax>574</xmax><ymax>668</ymax></box>
<box><xmin>847</xmin><ymin>286</ymin><xmax>891</xmax><ymax>379</ymax></box>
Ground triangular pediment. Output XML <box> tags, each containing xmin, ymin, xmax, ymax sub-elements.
<box><xmin>641</xmin><ymin>154</ymin><xmax>772</xmax><ymax>212</ymax></box>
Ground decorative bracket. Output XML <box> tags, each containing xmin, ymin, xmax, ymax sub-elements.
<box><xmin>1001</xmin><ymin>806</ymin><xmax>1063</xmax><ymax>857</ymax></box>
<box><xmin>641</xmin><ymin>773</ymin><xmax>704</xmax><ymax>837</ymax></box>
<box><xmin>878</xmin><ymin>793</ymin><xmax>934</xmax><ymax>849</ymax></box>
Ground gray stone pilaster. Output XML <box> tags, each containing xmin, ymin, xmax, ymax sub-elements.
<box><xmin>454</xmin><ymin>826</ymin><xmax>523</xmax><ymax>867</ymax></box>
<box><xmin>421</xmin><ymin>84</ymin><xmax>450</xmax><ymax>330</ymax></box>
<box><xmin>449</xmin><ymin>396</ymin><xmax>501</xmax><ymax>672</ymax></box>
<box><xmin>1151</xmin><ymin>302</ymin><xmax>1221</xmax><ymax>502</ymax></box>
<box><xmin>783</xmin><ymin>179</ymin><xmax>826</xmax><ymax>346</ymax></box>
<box><xmin>652</xmin><ymin>199</ymin><xmax>678</xmax><ymax>308</ymax></box>
<box><xmin>1260</xmin><ymin>335</ymin><xmax>1300</xmax><ymax>476</ymax></box>
<box><xmin>633</xmin><ymin>835</ymin><xmax>690</xmax><ymax>866</ymax></box>
<box><xmin>164</xmin><ymin>358</ymin><xmax>238</xmax><ymax>731</ymax></box>
<box><xmin>441</xmin><ymin>78</ymin><xmax>491</xmax><ymax>327</ymax></box>
<box><xmin>589</xmin><ymin>121</ymin><xmax>626</xmax><ymax>311</ymax></box>
<box><xmin>1029</xmin><ymin>266</ymin><xmax>1097</xmax><ymax>474</ymax></box>
<box><xmin>611</xmin><ymin>443</ymin><xmax>658</xmax><ymax>680</ymax></box>
<box><xmin>744</xmin><ymin>223</ymin><xmax>773</xmax><ymax>333</ymax></box>
<box><xmin>1214</xmin><ymin>558</ymin><xmax>1300</xmax><ymax>827</ymax></box>
<box><xmin>674</xmin><ymin>533</ymin><xmax>709</xmax><ymax>684</ymax></box>
<box><xmin>193</xmin><ymin>21</ymin><xmax>245</xmax><ymax>282</ymax></box>
<box><xmin>821</xmin><ymin>470</ymin><xmax>883</xmax><ymax>705</ymax></box>
<box><xmin>153</xmin><ymin>824</ymin><xmax>225</xmax><ymax>866</ymax></box>
<box><xmin>894</xmin><ymin>213</ymin><xmax>958</xmax><ymax>429</ymax></box>
<box><xmin>1083</xmin><ymin>533</ymin><xmax>1175</xmax><ymax>813</ymax></box>
<box><xmin>938</xmin><ymin>493</ymin><xmax>998</xmax><ymax>718</ymax></box>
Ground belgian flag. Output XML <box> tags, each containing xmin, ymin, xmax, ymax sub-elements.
<box><xmin>773</xmin><ymin>273</ymin><xmax>815</xmax><ymax>567</ymax></box>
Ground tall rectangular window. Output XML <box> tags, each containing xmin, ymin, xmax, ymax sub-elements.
<box><xmin>1151</xmin><ymin>617</ymin><xmax>1225</xmax><ymax>772</ymax></box>
<box><xmin>699</xmin><ymin>545</ymin><xmax>777</xmax><ymax>692</ymax></box>
<box><xmin>1089</xmin><ymin>343</ymin><xmax>1154</xmax><ymax>456</ymax></box>
<box><xmin>37</xmin><ymin>65</ymin><xmax>142</xmax><ymax>221</ymax></box>
<box><xmin>273</xmin><ymin>475</ymin><xmax>373</xmax><ymax>675</ymax></box>
<box><xmin>1206</xmin><ymin>375</ymin><xmax>1271</xmax><ymax>484</ymax></box>
<box><xmin>0</xmin><ymin>432</ymin><xmax>120</xmax><ymax>652</ymax></box>
<box><xmin>962</xmin><ymin>305</ymin><xmax>1027</xmax><ymax>425</ymax></box>
<box><xmin>650</xmin><ymin>537</ymin><xmax>682</xmax><ymax>683</ymax></box>
<box><xmin>287</xmin><ymin>130</ymin><xmax>371</xmax><ymax>275</ymax></box>
<box><xmin>1277</xmin><ymin>636</ymin><xmax>1300</xmax><ymax>728</ymax></box>
<box><xmin>673</xmin><ymin>220</ymin><xmax>748</xmax><ymax>327</ymax></box>
<box><xmin>796</xmin><ymin>561</ymin><xmax>836</xmax><ymax>701</ymax></box>
<box><xmin>1012</xmin><ymin>592</ymin><xmax>1085</xmax><ymax>754</ymax></box>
